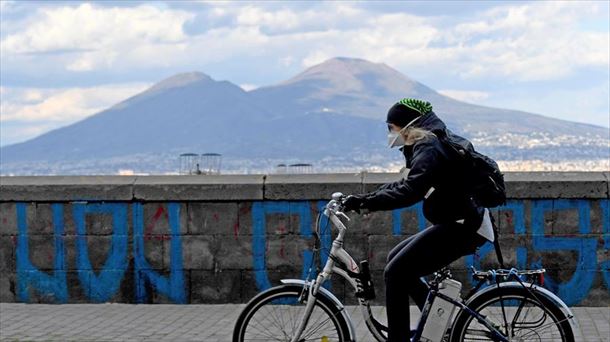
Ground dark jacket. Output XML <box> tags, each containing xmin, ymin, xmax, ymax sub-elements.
<box><xmin>362</xmin><ymin>112</ymin><xmax>484</xmax><ymax>229</ymax></box>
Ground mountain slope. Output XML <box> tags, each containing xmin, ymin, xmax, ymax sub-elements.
<box><xmin>250</xmin><ymin>57</ymin><xmax>608</xmax><ymax>138</ymax></box>
<box><xmin>1</xmin><ymin>72</ymin><xmax>275</xmax><ymax>163</ymax></box>
<box><xmin>1</xmin><ymin>58</ymin><xmax>607</xmax><ymax>175</ymax></box>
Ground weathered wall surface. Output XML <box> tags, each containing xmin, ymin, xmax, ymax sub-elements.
<box><xmin>0</xmin><ymin>173</ymin><xmax>608</xmax><ymax>306</ymax></box>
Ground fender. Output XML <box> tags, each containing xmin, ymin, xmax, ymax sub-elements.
<box><xmin>465</xmin><ymin>281</ymin><xmax>579</xmax><ymax>333</ymax></box>
<box><xmin>281</xmin><ymin>279</ymin><xmax>357</xmax><ymax>341</ymax></box>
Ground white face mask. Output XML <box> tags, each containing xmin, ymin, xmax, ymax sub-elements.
<box><xmin>387</xmin><ymin>131</ymin><xmax>405</xmax><ymax>148</ymax></box>
<box><xmin>386</xmin><ymin>116</ymin><xmax>421</xmax><ymax>148</ymax></box>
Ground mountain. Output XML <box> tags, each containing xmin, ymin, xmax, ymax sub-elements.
<box><xmin>1</xmin><ymin>72</ymin><xmax>274</xmax><ymax>161</ymax></box>
<box><xmin>1</xmin><ymin>58</ymin><xmax>608</xmax><ymax>175</ymax></box>
<box><xmin>250</xmin><ymin>57</ymin><xmax>436</xmax><ymax>120</ymax></box>
<box><xmin>252</xmin><ymin>57</ymin><xmax>607</xmax><ymax>137</ymax></box>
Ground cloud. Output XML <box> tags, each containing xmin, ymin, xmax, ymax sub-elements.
<box><xmin>1</xmin><ymin>3</ymin><xmax>193</xmax><ymax>71</ymax></box>
<box><xmin>236</xmin><ymin>6</ymin><xmax>300</xmax><ymax>31</ymax></box>
<box><xmin>0</xmin><ymin>83</ymin><xmax>150</xmax><ymax>146</ymax></box>
<box><xmin>448</xmin><ymin>2</ymin><xmax>609</xmax><ymax>80</ymax></box>
<box><xmin>0</xmin><ymin>1</ymin><xmax>608</xmax><ymax>129</ymax></box>
<box><xmin>0</xmin><ymin>121</ymin><xmax>58</xmax><ymax>147</ymax></box>
<box><xmin>194</xmin><ymin>1</ymin><xmax>607</xmax><ymax>82</ymax></box>
<box><xmin>239</xmin><ymin>83</ymin><xmax>258</xmax><ymax>91</ymax></box>
<box><xmin>2</xmin><ymin>1</ymin><xmax>607</xmax><ymax>82</ymax></box>
<box><xmin>1</xmin><ymin>83</ymin><xmax>150</xmax><ymax>122</ymax></box>
<box><xmin>302</xmin><ymin>51</ymin><xmax>333</xmax><ymax>68</ymax></box>
<box><xmin>438</xmin><ymin>90</ymin><xmax>490</xmax><ymax>103</ymax></box>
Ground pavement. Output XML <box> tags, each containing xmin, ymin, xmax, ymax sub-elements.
<box><xmin>0</xmin><ymin>304</ymin><xmax>608</xmax><ymax>341</ymax></box>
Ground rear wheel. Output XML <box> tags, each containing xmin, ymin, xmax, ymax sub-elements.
<box><xmin>450</xmin><ymin>286</ymin><xmax>574</xmax><ymax>342</ymax></box>
<box><xmin>233</xmin><ymin>284</ymin><xmax>352</xmax><ymax>342</ymax></box>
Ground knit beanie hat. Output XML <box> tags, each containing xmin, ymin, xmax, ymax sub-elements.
<box><xmin>386</xmin><ymin>98</ymin><xmax>433</xmax><ymax>128</ymax></box>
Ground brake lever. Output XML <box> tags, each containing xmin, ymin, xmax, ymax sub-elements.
<box><xmin>337</xmin><ymin>211</ymin><xmax>350</xmax><ymax>221</ymax></box>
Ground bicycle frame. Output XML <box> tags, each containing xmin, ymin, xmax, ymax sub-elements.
<box><xmin>287</xmin><ymin>195</ymin><xmax>573</xmax><ymax>342</ymax></box>
<box><xmin>413</xmin><ymin>288</ymin><xmax>508</xmax><ymax>342</ymax></box>
<box><xmin>290</xmin><ymin>197</ymin><xmax>388</xmax><ymax>342</ymax></box>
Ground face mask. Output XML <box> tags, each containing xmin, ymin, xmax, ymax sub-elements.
<box><xmin>386</xmin><ymin>116</ymin><xmax>420</xmax><ymax>148</ymax></box>
<box><xmin>387</xmin><ymin>131</ymin><xmax>405</xmax><ymax>148</ymax></box>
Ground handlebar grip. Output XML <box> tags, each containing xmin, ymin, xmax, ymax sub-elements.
<box><xmin>331</xmin><ymin>192</ymin><xmax>345</xmax><ymax>201</ymax></box>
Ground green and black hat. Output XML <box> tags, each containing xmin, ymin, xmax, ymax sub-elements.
<box><xmin>386</xmin><ymin>98</ymin><xmax>433</xmax><ymax>128</ymax></box>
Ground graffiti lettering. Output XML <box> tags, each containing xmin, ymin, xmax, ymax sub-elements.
<box><xmin>8</xmin><ymin>199</ymin><xmax>609</xmax><ymax>305</ymax></box>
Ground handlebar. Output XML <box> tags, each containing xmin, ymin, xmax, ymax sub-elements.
<box><xmin>325</xmin><ymin>192</ymin><xmax>350</xmax><ymax>221</ymax></box>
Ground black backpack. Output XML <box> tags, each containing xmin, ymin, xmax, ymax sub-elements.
<box><xmin>438</xmin><ymin>130</ymin><xmax>506</xmax><ymax>208</ymax></box>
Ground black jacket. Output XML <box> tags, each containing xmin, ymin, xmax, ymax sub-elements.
<box><xmin>362</xmin><ymin>112</ymin><xmax>484</xmax><ymax>228</ymax></box>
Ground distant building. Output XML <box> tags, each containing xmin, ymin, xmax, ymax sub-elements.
<box><xmin>275</xmin><ymin>164</ymin><xmax>287</xmax><ymax>174</ymax></box>
<box><xmin>288</xmin><ymin>163</ymin><xmax>313</xmax><ymax>174</ymax></box>
<box><xmin>200</xmin><ymin>153</ymin><xmax>222</xmax><ymax>175</ymax></box>
<box><xmin>179</xmin><ymin>153</ymin><xmax>199</xmax><ymax>175</ymax></box>
<box><xmin>179</xmin><ymin>153</ymin><xmax>222</xmax><ymax>175</ymax></box>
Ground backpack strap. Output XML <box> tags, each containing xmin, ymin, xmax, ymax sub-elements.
<box><xmin>490</xmin><ymin>214</ymin><xmax>505</xmax><ymax>268</ymax></box>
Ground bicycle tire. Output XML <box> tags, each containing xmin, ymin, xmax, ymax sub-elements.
<box><xmin>449</xmin><ymin>285</ymin><xmax>575</xmax><ymax>342</ymax></box>
<box><xmin>233</xmin><ymin>284</ymin><xmax>353</xmax><ymax>342</ymax></box>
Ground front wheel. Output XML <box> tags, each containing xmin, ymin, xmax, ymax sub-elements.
<box><xmin>450</xmin><ymin>285</ymin><xmax>575</xmax><ymax>342</ymax></box>
<box><xmin>233</xmin><ymin>284</ymin><xmax>353</xmax><ymax>342</ymax></box>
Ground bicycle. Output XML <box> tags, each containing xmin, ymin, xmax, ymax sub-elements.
<box><xmin>233</xmin><ymin>192</ymin><xmax>577</xmax><ymax>341</ymax></box>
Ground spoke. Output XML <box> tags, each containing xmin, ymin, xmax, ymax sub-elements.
<box><xmin>300</xmin><ymin>309</ymin><xmax>330</xmax><ymax>338</ymax></box>
<box><xmin>251</xmin><ymin>309</ymin><xmax>283</xmax><ymax>335</ymax></box>
<box><xmin>243</xmin><ymin>294</ymin><xmax>342</xmax><ymax>342</ymax></box>
<box><xmin>498</xmin><ymin>295</ymin><xmax>510</xmax><ymax>335</ymax></box>
<box><xmin>245</xmin><ymin>321</ymin><xmax>284</xmax><ymax>341</ymax></box>
<box><xmin>268</xmin><ymin>306</ymin><xmax>290</xmax><ymax>337</ymax></box>
<box><xmin>510</xmin><ymin>298</ymin><xmax>527</xmax><ymax>332</ymax></box>
<box><xmin>305</xmin><ymin>306</ymin><xmax>343</xmax><ymax>339</ymax></box>
<box><xmin>462</xmin><ymin>296</ymin><xmax>568</xmax><ymax>342</ymax></box>
<box><xmin>516</xmin><ymin>318</ymin><xmax>570</xmax><ymax>339</ymax></box>
<box><xmin>516</xmin><ymin>304</ymin><xmax>546</xmax><ymax>329</ymax></box>
<box><xmin>247</xmin><ymin>304</ymin><xmax>293</xmax><ymax>340</ymax></box>
<box><xmin>288</xmin><ymin>303</ymin><xmax>298</xmax><ymax>337</ymax></box>
<box><xmin>302</xmin><ymin>335</ymin><xmax>340</xmax><ymax>341</ymax></box>
<box><xmin>300</xmin><ymin>316</ymin><xmax>334</xmax><ymax>340</ymax></box>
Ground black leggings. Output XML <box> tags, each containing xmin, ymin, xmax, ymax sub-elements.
<box><xmin>384</xmin><ymin>222</ymin><xmax>487</xmax><ymax>342</ymax></box>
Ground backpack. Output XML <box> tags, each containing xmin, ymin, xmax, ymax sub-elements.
<box><xmin>438</xmin><ymin>130</ymin><xmax>507</xmax><ymax>208</ymax></box>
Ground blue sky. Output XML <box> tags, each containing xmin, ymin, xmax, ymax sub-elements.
<box><xmin>1</xmin><ymin>0</ymin><xmax>608</xmax><ymax>147</ymax></box>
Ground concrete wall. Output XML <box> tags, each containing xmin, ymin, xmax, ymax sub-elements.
<box><xmin>0</xmin><ymin>173</ymin><xmax>608</xmax><ymax>306</ymax></box>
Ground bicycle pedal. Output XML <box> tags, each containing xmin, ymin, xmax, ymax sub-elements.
<box><xmin>356</xmin><ymin>260</ymin><xmax>376</xmax><ymax>300</ymax></box>
<box><xmin>355</xmin><ymin>287</ymin><xmax>376</xmax><ymax>300</ymax></box>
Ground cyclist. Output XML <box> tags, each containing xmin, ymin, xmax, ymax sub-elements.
<box><xmin>343</xmin><ymin>98</ymin><xmax>489</xmax><ymax>342</ymax></box>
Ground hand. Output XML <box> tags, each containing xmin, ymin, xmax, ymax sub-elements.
<box><xmin>342</xmin><ymin>195</ymin><xmax>365</xmax><ymax>213</ymax></box>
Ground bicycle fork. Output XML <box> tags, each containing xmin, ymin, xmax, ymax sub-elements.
<box><xmin>290</xmin><ymin>272</ymin><xmax>328</xmax><ymax>342</ymax></box>
<box><xmin>290</xmin><ymin>247</ymin><xmax>340</xmax><ymax>342</ymax></box>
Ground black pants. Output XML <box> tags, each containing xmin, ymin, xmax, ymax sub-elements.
<box><xmin>384</xmin><ymin>222</ymin><xmax>487</xmax><ymax>342</ymax></box>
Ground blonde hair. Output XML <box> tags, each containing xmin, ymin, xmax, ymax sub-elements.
<box><xmin>402</xmin><ymin>126</ymin><xmax>434</xmax><ymax>146</ymax></box>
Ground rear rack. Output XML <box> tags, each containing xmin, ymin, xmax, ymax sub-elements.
<box><xmin>471</xmin><ymin>267</ymin><xmax>546</xmax><ymax>283</ymax></box>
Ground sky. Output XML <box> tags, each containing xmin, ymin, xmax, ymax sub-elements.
<box><xmin>1</xmin><ymin>0</ymin><xmax>609</xmax><ymax>147</ymax></box>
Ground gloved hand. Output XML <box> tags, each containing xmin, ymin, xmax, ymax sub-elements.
<box><xmin>342</xmin><ymin>194</ymin><xmax>366</xmax><ymax>213</ymax></box>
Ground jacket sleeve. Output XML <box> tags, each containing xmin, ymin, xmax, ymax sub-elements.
<box><xmin>363</xmin><ymin>138</ymin><xmax>445</xmax><ymax>211</ymax></box>
<box><xmin>374</xmin><ymin>179</ymin><xmax>403</xmax><ymax>192</ymax></box>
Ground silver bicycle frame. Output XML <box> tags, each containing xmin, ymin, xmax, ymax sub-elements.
<box><xmin>290</xmin><ymin>196</ymin><xmax>386</xmax><ymax>342</ymax></box>
<box><xmin>287</xmin><ymin>195</ymin><xmax>575</xmax><ymax>342</ymax></box>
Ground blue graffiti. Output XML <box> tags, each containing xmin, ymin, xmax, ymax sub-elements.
<box><xmin>252</xmin><ymin>201</ymin><xmax>331</xmax><ymax>291</ymax></box>
<box><xmin>16</xmin><ymin>203</ymin><xmax>67</xmax><ymax>303</ymax></box>
<box><xmin>73</xmin><ymin>203</ymin><xmax>129</xmax><ymax>302</ymax></box>
<box><xmin>599</xmin><ymin>199</ymin><xmax>610</xmax><ymax>289</ymax></box>
<box><xmin>530</xmin><ymin>200</ymin><xmax>598</xmax><ymax>306</ymax></box>
<box><xmin>465</xmin><ymin>200</ymin><xmax>528</xmax><ymax>273</ymax></box>
<box><xmin>12</xmin><ymin>198</ymin><xmax>609</xmax><ymax>305</ymax></box>
<box><xmin>15</xmin><ymin>202</ymin><xmax>186</xmax><ymax>303</ymax></box>
<box><xmin>133</xmin><ymin>202</ymin><xmax>185</xmax><ymax>303</ymax></box>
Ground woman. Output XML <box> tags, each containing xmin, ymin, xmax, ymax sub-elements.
<box><xmin>342</xmin><ymin>98</ymin><xmax>489</xmax><ymax>342</ymax></box>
